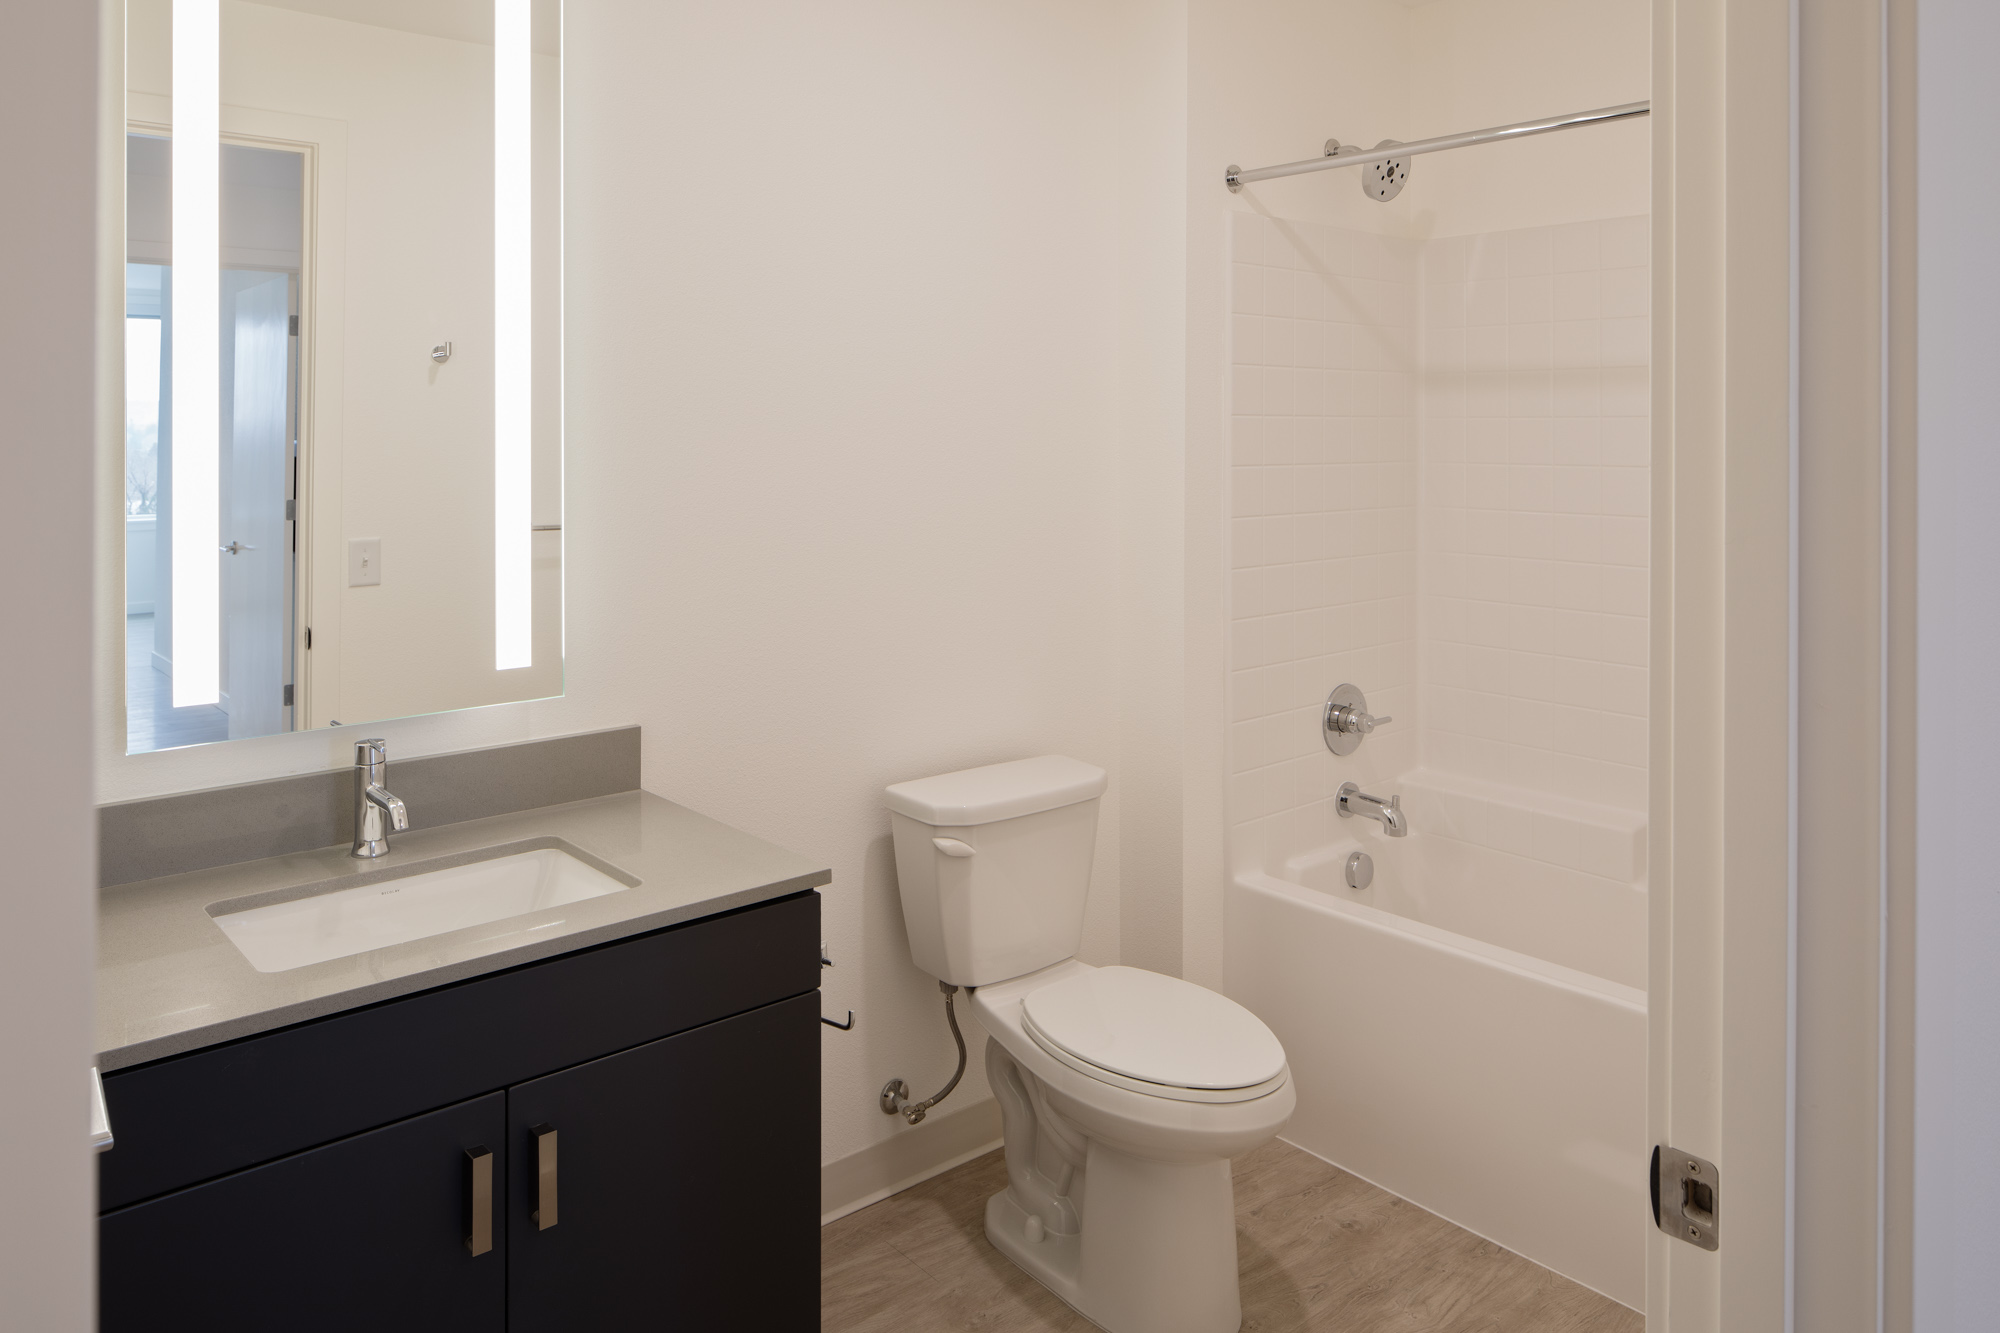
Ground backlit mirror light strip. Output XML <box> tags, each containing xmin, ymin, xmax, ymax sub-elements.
<box><xmin>493</xmin><ymin>0</ymin><xmax>533</xmax><ymax>670</ymax></box>
<box><xmin>170</xmin><ymin>0</ymin><xmax>221</xmax><ymax>706</ymax></box>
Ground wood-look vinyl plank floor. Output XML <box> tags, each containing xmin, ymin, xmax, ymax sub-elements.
<box><xmin>821</xmin><ymin>1139</ymin><xmax>1642</xmax><ymax>1332</ymax></box>
<box><xmin>124</xmin><ymin>613</ymin><xmax>229</xmax><ymax>752</ymax></box>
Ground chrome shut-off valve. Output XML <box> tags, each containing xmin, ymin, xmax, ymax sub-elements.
<box><xmin>1323</xmin><ymin>683</ymin><xmax>1392</xmax><ymax>756</ymax></box>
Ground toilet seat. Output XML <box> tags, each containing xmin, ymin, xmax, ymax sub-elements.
<box><xmin>1020</xmin><ymin>966</ymin><xmax>1288</xmax><ymax>1105</ymax></box>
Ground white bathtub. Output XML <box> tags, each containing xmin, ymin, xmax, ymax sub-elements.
<box><xmin>1225</xmin><ymin>775</ymin><xmax>1647</xmax><ymax>1309</ymax></box>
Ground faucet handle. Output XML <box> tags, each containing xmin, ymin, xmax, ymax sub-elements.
<box><xmin>1327</xmin><ymin>704</ymin><xmax>1392</xmax><ymax>735</ymax></box>
<box><xmin>357</xmin><ymin>738</ymin><xmax>387</xmax><ymax>766</ymax></box>
<box><xmin>1324</xmin><ymin>684</ymin><xmax>1389</xmax><ymax>755</ymax></box>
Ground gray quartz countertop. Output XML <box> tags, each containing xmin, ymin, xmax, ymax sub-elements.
<box><xmin>97</xmin><ymin>790</ymin><xmax>831</xmax><ymax>1072</ymax></box>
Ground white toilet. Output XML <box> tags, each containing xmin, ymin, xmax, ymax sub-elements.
<box><xmin>886</xmin><ymin>755</ymin><xmax>1293</xmax><ymax>1333</ymax></box>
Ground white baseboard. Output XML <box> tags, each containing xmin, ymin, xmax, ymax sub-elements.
<box><xmin>820</xmin><ymin>1097</ymin><xmax>1002</xmax><ymax>1226</ymax></box>
<box><xmin>150</xmin><ymin>650</ymin><xmax>171</xmax><ymax>678</ymax></box>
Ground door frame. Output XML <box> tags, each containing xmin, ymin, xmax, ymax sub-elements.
<box><xmin>1649</xmin><ymin>0</ymin><xmax>1796</xmax><ymax>1325</ymax></box>
<box><xmin>1652</xmin><ymin>0</ymin><xmax>1917</xmax><ymax>1328</ymax></box>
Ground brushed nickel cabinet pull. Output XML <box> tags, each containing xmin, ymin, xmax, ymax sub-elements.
<box><xmin>465</xmin><ymin>1147</ymin><xmax>494</xmax><ymax>1255</ymax></box>
<box><xmin>532</xmin><ymin>1124</ymin><xmax>558</xmax><ymax>1230</ymax></box>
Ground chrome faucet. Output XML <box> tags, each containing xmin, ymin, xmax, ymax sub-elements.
<box><xmin>352</xmin><ymin>738</ymin><xmax>410</xmax><ymax>858</ymax></box>
<box><xmin>1337</xmin><ymin>781</ymin><xmax>1408</xmax><ymax>837</ymax></box>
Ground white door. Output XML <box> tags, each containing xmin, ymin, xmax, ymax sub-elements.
<box><xmin>221</xmin><ymin>271</ymin><xmax>290</xmax><ymax>739</ymax></box>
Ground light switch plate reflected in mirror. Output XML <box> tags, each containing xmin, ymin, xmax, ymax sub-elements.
<box><xmin>347</xmin><ymin>539</ymin><xmax>382</xmax><ymax>587</ymax></box>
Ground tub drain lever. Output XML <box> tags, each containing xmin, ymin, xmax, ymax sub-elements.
<box><xmin>881</xmin><ymin>981</ymin><xmax>967</xmax><ymax>1125</ymax></box>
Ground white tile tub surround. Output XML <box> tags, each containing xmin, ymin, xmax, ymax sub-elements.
<box><xmin>1417</xmin><ymin>216</ymin><xmax>1651</xmax><ymax>811</ymax></box>
<box><xmin>1228</xmin><ymin>213</ymin><xmax>1422</xmax><ymax>827</ymax></box>
<box><xmin>1226</xmin><ymin>212</ymin><xmax>1651</xmax><ymax>829</ymax></box>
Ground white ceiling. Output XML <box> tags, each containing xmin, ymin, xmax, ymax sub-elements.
<box><xmin>243</xmin><ymin>0</ymin><xmax>559</xmax><ymax>52</ymax></box>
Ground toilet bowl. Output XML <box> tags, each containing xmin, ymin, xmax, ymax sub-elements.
<box><xmin>885</xmin><ymin>757</ymin><xmax>1291</xmax><ymax>1333</ymax></box>
<box><xmin>969</xmin><ymin>962</ymin><xmax>1294</xmax><ymax>1333</ymax></box>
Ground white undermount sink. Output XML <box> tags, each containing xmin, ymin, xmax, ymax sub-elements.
<box><xmin>210</xmin><ymin>843</ymin><xmax>637</xmax><ymax>973</ymax></box>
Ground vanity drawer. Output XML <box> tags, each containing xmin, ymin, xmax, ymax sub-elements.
<box><xmin>99</xmin><ymin>891</ymin><xmax>819</xmax><ymax>1211</ymax></box>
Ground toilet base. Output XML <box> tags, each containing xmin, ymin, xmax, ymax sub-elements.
<box><xmin>985</xmin><ymin>1190</ymin><xmax>1087</xmax><ymax>1315</ymax></box>
<box><xmin>984</xmin><ymin>1141</ymin><xmax>1244</xmax><ymax>1333</ymax></box>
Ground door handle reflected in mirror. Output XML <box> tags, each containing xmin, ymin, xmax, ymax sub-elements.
<box><xmin>220</xmin><ymin>541</ymin><xmax>256</xmax><ymax>555</ymax></box>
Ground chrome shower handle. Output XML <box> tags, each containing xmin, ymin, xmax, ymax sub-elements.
<box><xmin>1323</xmin><ymin>683</ymin><xmax>1390</xmax><ymax>755</ymax></box>
<box><xmin>1327</xmin><ymin>705</ymin><xmax>1392</xmax><ymax>736</ymax></box>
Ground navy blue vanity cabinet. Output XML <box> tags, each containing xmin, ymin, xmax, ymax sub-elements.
<box><xmin>507</xmin><ymin>992</ymin><xmax>821</xmax><ymax>1329</ymax></box>
<box><xmin>96</xmin><ymin>892</ymin><xmax>820</xmax><ymax>1332</ymax></box>
<box><xmin>100</xmin><ymin>1093</ymin><xmax>508</xmax><ymax>1333</ymax></box>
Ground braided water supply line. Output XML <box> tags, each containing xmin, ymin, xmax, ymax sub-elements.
<box><xmin>880</xmin><ymin>981</ymin><xmax>968</xmax><ymax>1125</ymax></box>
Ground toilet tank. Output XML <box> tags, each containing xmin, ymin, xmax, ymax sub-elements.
<box><xmin>884</xmin><ymin>756</ymin><xmax>1107</xmax><ymax>988</ymax></box>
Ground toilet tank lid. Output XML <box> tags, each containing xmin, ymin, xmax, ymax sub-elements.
<box><xmin>885</xmin><ymin>756</ymin><xmax>1107</xmax><ymax>826</ymax></box>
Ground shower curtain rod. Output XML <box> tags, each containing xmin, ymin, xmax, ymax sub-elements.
<box><xmin>1224</xmin><ymin>101</ymin><xmax>1650</xmax><ymax>192</ymax></box>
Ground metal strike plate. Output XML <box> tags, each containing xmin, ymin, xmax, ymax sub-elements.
<box><xmin>1653</xmin><ymin>1145</ymin><xmax>1719</xmax><ymax>1250</ymax></box>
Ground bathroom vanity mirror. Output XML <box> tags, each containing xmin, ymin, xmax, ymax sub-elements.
<box><xmin>117</xmin><ymin>0</ymin><xmax>562</xmax><ymax>753</ymax></box>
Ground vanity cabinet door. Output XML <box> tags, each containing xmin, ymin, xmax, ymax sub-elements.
<box><xmin>506</xmin><ymin>992</ymin><xmax>819</xmax><ymax>1330</ymax></box>
<box><xmin>99</xmin><ymin>1092</ymin><xmax>507</xmax><ymax>1333</ymax></box>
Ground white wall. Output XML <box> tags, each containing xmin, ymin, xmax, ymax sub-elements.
<box><xmin>1913</xmin><ymin>0</ymin><xmax>2000</xmax><ymax>1324</ymax></box>
<box><xmin>0</xmin><ymin>2</ymin><xmax>101</xmax><ymax>1327</ymax></box>
<box><xmin>1407</xmin><ymin>0</ymin><xmax>1650</xmax><ymax>239</ymax></box>
<box><xmin>565</xmin><ymin>0</ymin><xmax>1154</xmax><ymax>1169</ymax></box>
<box><xmin>1113</xmin><ymin>0</ymin><xmax>1191</xmax><ymax>983</ymax></box>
